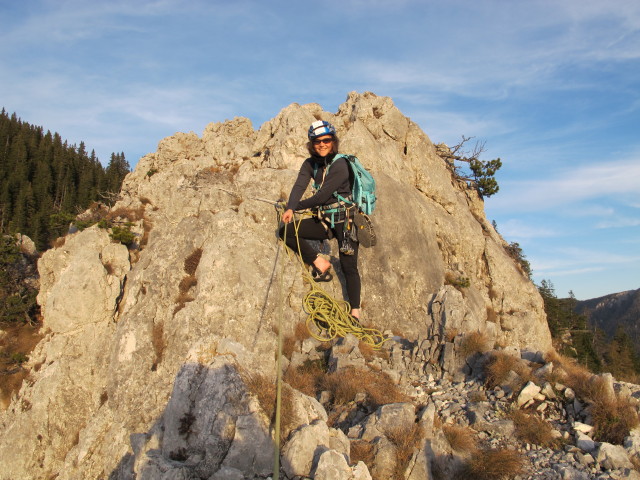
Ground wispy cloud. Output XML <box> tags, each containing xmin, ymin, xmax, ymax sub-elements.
<box><xmin>596</xmin><ymin>216</ymin><xmax>640</xmax><ymax>229</ymax></box>
<box><xmin>532</xmin><ymin>246</ymin><xmax>640</xmax><ymax>277</ymax></box>
<box><xmin>490</xmin><ymin>155</ymin><xmax>640</xmax><ymax>213</ymax></box>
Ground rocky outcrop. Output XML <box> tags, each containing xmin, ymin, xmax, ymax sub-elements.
<box><xmin>0</xmin><ymin>92</ymin><xmax>555</xmax><ymax>479</ymax></box>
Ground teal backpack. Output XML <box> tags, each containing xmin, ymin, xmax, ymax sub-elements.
<box><xmin>314</xmin><ymin>154</ymin><xmax>377</xmax><ymax>215</ymax></box>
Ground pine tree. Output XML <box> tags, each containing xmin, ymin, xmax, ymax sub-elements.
<box><xmin>105</xmin><ymin>152</ymin><xmax>130</xmax><ymax>194</ymax></box>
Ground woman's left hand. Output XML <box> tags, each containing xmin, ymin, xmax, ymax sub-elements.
<box><xmin>282</xmin><ymin>209</ymin><xmax>294</xmax><ymax>223</ymax></box>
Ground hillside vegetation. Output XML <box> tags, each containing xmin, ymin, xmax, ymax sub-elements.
<box><xmin>539</xmin><ymin>280</ymin><xmax>640</xmax><ymax>383</ymax></box>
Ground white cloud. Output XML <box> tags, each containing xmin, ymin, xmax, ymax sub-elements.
<box><xmin>536</xmin><ymin>266</ymin><xmax>604</xmax><ymax>277</ymax></box>
<box><xmin>490</xmin><ymin>155</ymin><xmax>640</xmax><ymax>213</ymax></box>
<box><xmin>596</xmin><ymin>216</ymin><xmax>640</xmax><ymax>229</ymax></box>
<box><xmin>534</xmin><ymin>246</ymin><xmax>640</xmax><ymax>271</ymax></box>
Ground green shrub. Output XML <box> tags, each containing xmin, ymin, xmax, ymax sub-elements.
<box><xmin>109</xmin><ymin>226</ymin><xmax>136</xmax><ymax>246</ymax></box>
<box><xmin>10</xmin><ymin>352</ymin><xmax>28</xmax><ymax>364</ymax></box>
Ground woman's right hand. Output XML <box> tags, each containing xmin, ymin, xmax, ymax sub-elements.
<box><xmin>282</xmin><ymin>209</ymin><xmax>294</xmax><ymax>223</ymax></box>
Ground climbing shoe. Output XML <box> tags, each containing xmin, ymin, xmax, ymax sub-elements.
<box><xmin>311</xmin><ymin>266</ymin><xmax>333</xmax><ymax>282</ymax></box>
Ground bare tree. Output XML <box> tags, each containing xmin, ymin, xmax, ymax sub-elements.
<box><xmin>437</xmin><ymin>136</ymin><xmax>502</xmax><ymax>198</ymax></box>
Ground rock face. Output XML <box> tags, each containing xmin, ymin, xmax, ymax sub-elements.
<box><xmin>0</xmin><ymin>92</ymin><xmax>553</xmax><ymax>479</ymax></box>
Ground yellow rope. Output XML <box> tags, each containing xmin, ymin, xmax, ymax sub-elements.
<box><xmin>282</xmin><ymin>210</ymin><xmax>390</xmax><ymax>349</ymax></box>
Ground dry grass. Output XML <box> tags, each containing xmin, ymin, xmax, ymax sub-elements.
<box><xmin>350</xmin><ymin>439</ymin><xmax>376</xmax><ymax>467</ymax></box>
<box><xmin>469</xmin><ymin>390</ymin><xmax>488</xmax><ymax>402</ymax></box>
<box><xmin>281</xmin><ymin>322</ymin><xmax>311</xmax><ymax>360</ymax></box>
<box><xmin>460</xmin><ymin>331</ymin><xmax>492</xmax><ymax>357</ymax></box>
<box><xmin>102</xmin><ymin>261</ymin><xmax>115</xmax><ymax>275</ymax></box>
<box><xmin>443</xmin><ymin>424</ymin><xmax>477</xmax><ymax>453</ymax></box>
<box><xmin>242</xmin><ymin>371</ymin><xmax>294</xmax><ymax>445</ymax></box>
<box><xmin>359</xmin><ymin>341</ymin><xmax>390</xmax><ymax>362</ymax></box>
<box><xmin>52</xmin><ymin>236</ymin><xmax>66</xmax><ymax>248</ymax></box>
<box><xmin>184</xmin><ymin>248</ymin><xmax>202</xmax><ymax>276</ymax></box>
<box><xmin>486</xmin><ymin>306</ymin><xmax>499</xmax><ymax>323</ymax></box>
<box><xmin>140</xmin><ymin>219</ymin><xmax>153</xmax><ymax>248</ymax></box>
<box><xmin>174</xmin><ymin>257</ymin><xmax>198</xmax><ymax>314</ymax></box>
<box><xmin>484</xmin><ymin>351</ymin><xmax>533</xmax><ymax>389</ymax></box>
<box><xmin>178</xmin><ymin>275</ymin><xmax>197</xmax><ymax>294</ymax></box>
<box><xmin>320</xmin><ymin>367</ymin><xmax>409</xmax><ymax>409</ymax></box>
<box><xmin>281</xmin><ymin>335</ymin><xmax>297</xmax><ymax>360</ymax></box>
<box><xmin>173</xmin><ymin>291</ymin><xmax>195</xmax><ymax>315</ymax></box>
<box><xmin>244</xmin><ymin>372</ymin><xmax>276</xmax><ymax>418</ymax></box>
<box><xmin>545</xmin><ymin>351</ymin><xmax>591</xmax><ymax>395</ymax></box>
<box><xmin>444</xmin><ymin>327</ymin><xmax>459</xmax><ymax>343</ymax></box>
<box><xmin>151</xmin><ymin>322</ymin><xmax>167</xmax><ymax>371</ymax></box>
<box><xmin>0</xmin><ymin>323</ymin><xmax>43</xmax><ymax>409</ymax></box>
<box><xmin>106</xmin><ymin>206</ymin><xmax>145</xmax><ymax>222</ymax></box>
<box><xmin>510</xmin><ymin>410</ymin><xmax>559</xmax><ymax>448</ymax></box>
<box><xmin>590</xmin><ymin>394</ymin><xmax>640</xmax><ymax>445</ymax></box>
<box><xmin>284</xmin><ymin>358</ymin><xmax>327</xmax><ymax>397</ymax></box>
<box><xmin>384</xmin><ymin>423</ymin><xmax>425</xmax><ymax>480</ymax></box>
<box><xmin>546</xmin><ymin>351</ymin><xmax>640</xmax><ymax>445</ymax></box>
<box><xmin>456</xmin><ymin>447</ymin><xmax>526</xmax><ymax>480</ymax></box>
<box><xmin>488</xmin><ymin>286</ymin><xmax>499</xmax><ymax>301</ymax></box>
<box><xmin>444</xmin><ymin>272</ymin><xmax>470</xmax><ymax>291</ymax></box>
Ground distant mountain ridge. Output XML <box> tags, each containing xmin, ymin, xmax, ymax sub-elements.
<box><xmin>575</xmin><ymin>288</ymin><xmax>640</xmax><ymax>350</ymax></box>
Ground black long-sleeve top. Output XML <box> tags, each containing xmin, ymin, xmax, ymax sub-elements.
<box><xmin>285</xmin><ymin>154</ymin><xmax>351</xmax><ymax>211</ymax></box>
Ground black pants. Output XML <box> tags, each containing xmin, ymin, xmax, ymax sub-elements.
<box><xmin>279</xmin><ymin>217</ymin><xmax>361</xmax><ymax>309</ymax></box>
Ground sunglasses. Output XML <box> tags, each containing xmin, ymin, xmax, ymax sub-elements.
<box><xmin>313</xmin><ymin>138</ymin><xmax>333</xmax><ymax>145</ymax></box>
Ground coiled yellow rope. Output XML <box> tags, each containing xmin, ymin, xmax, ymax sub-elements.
<box><xmin>282</xmin><ymin>211</ymin><xmax>389</xmax><ymax>349</ymax></box>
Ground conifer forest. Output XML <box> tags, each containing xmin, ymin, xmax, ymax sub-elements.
<box><xmin>0</xmin><ymin>108</ymin><xmax>129</xmax><ymax>251</ymax></box>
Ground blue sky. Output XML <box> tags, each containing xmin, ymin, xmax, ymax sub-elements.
<box><xmin>1</xmin><ymin>0</ymin><xmax>638</xmax><ymax>300</ymax></box>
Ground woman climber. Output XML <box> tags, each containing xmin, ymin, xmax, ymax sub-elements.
<box><xmin>279</xmin><ymin>120</ymin><xmax>362</xmax><ymax>321</ymax></box>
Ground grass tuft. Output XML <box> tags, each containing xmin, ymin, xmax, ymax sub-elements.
<box><xmin>284</xmin><ymin>358</ymin><xmax>327</xmax><ymax>397</ymax></box>
<box><xmin>384</xmin><ymin>423</ymin><xmax>425</xmax><ymax>480</ymax></box>
<box><xmin>484</xmin><ymin>351</ymin><xmax>532</xmax><ymax>389</ymax></box>
<box><xmin>510</xmin><ymin>410</ymin><xmax>559</xmax><ymax>448</ymax></box>
<box><xmin>321</xmin><ymin>367</ymin><xmax>409</xmax><ymax>409</ymax></box>
<box><xmin>547</xmin><ymin>351</ymin><xmax>640</xmax><ymax>445</ymax></box>
<box><xmin>460</xmin><ymin>331</ymin><xmax>492</xmax><ymax>357</ymax></box>
<box><xmin>184</xmin><ymin>248</ymin><xmax>202</xmax><ymax>276</ymax></box>
<box><xmin>590</xmin><ymin>394</ymin><xmax>639</xmax><ymax>445</ymax></box>
<box><xmin>443</xmin><ymin>424</ymin><xmax>477</xmax><ymax>453</ymax></box>
<box><xmin>350</xmin><ymin>439</ymin><xmax>375</xmax><ymax>468</ymax></box>
<box><xmin>242</xmin><ymin>371</ymin><xmax>294</xmax><ymax>445</ymax></box>
<box><xmin>456</xmin><ymin>447</ymin><xmax>526</xmax><ymax>480</ymax></box>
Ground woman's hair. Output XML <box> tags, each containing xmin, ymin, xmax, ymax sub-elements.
<box><xmin>306</xmin><ymin>134</ymin><xmax>340</xmax><ymax>156</ymax></box>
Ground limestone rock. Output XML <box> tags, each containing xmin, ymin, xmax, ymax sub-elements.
<box><xmin>314</xmin><ymin>449</ymin><xmax>352</xmax><ymax>480</ymax></box>
<box><xmin>0</xmin><ymin>92</ymin><xmax>554</xmax><ymax>479</ymax></box>
<box><xmin>596</xmin><ymin>442</ymin><xmax>634</xmax><ymax>470</ymax></box>
<box><xmin>517</xmin><ymin>381</ymin><xmax>543</xmax><ymax>408</ymax></box>
<box><xmin>281</xmin><ymin>420</ymin><xmax>331</xmax><ymax>478</ymax></box>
